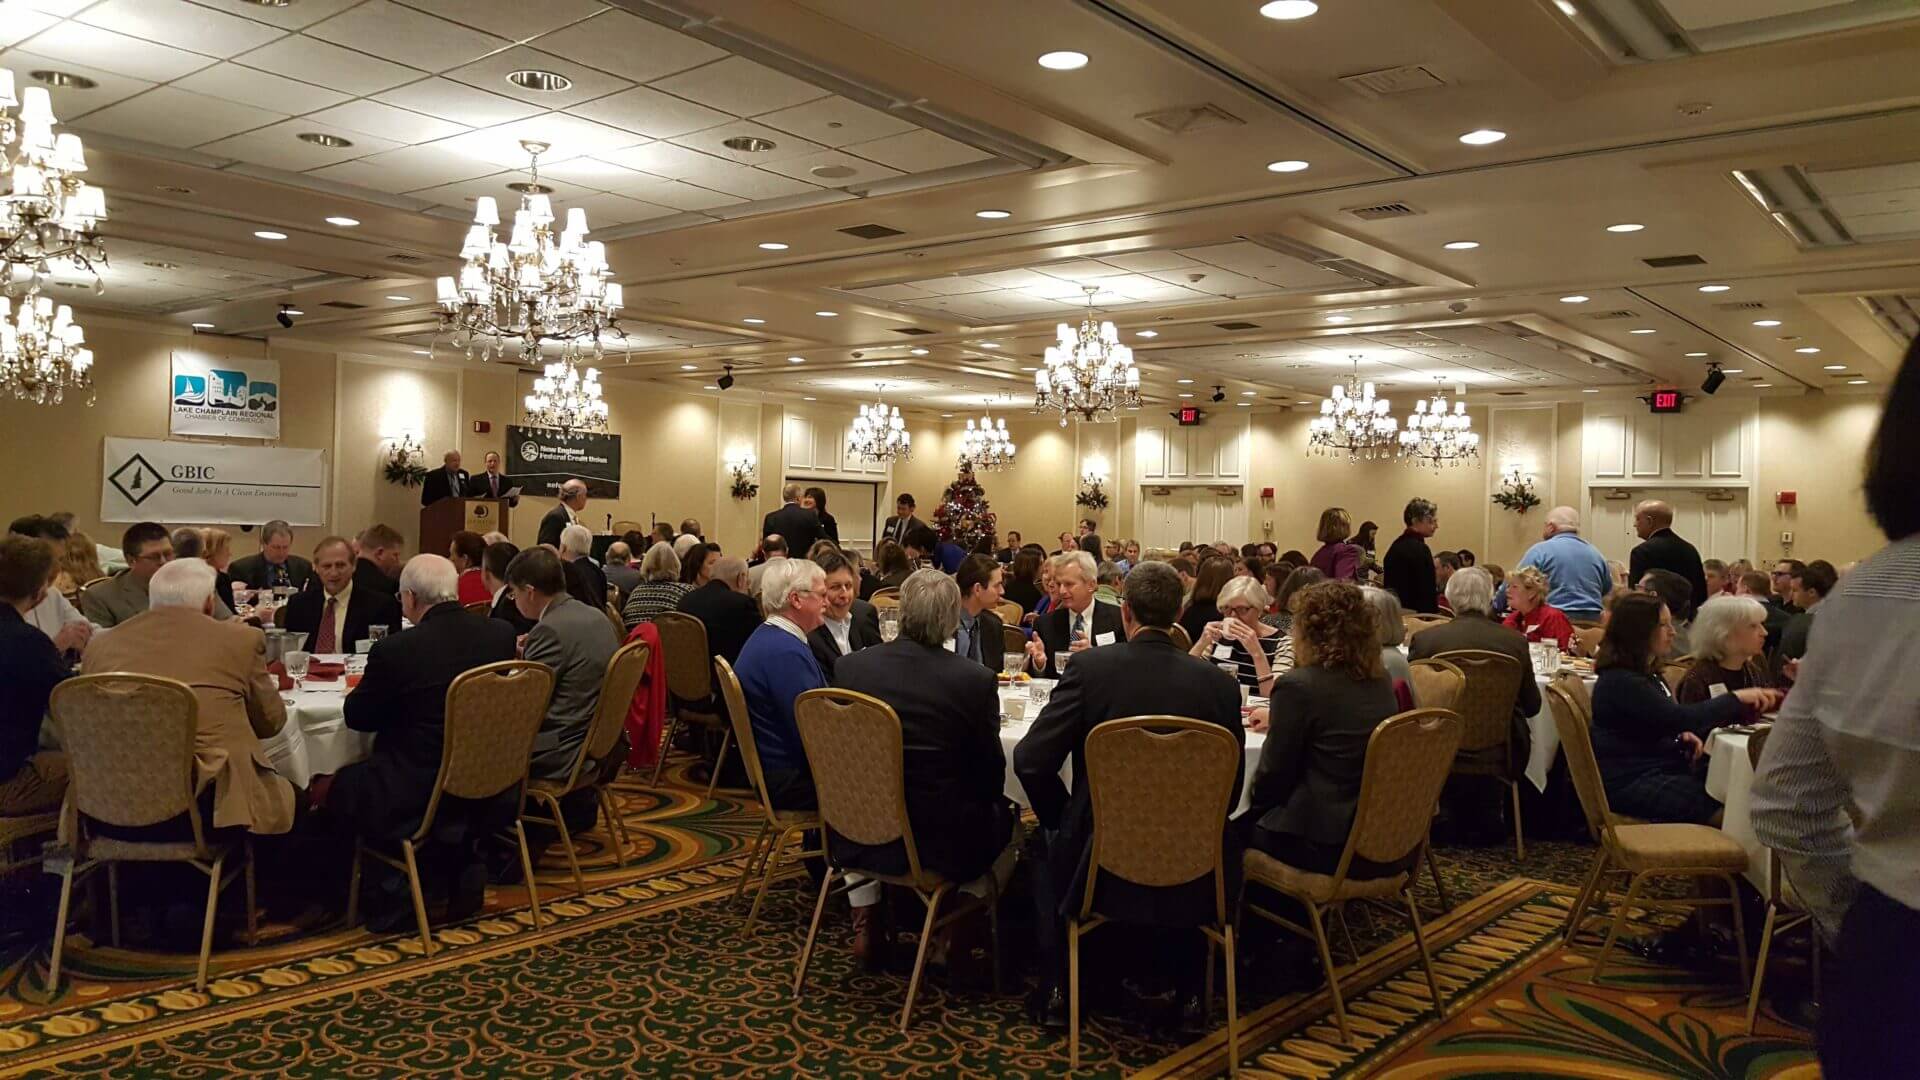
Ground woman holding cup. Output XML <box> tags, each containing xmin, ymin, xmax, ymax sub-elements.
<box><xmin>1190</xmin><ymin>575</ymin><xmax>1292</xmax><ymax>697</ymax></box>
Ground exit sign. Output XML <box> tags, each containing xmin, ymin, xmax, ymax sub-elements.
<box><xmin>1650</xmin><ymin>389</ymin><xmax>1684</xmax><ymax>413</ymax></box>
<box><xmin>1174</xmin><ymin>406</ymin><xmax>1202</xmax><ymax>426</ymax></box>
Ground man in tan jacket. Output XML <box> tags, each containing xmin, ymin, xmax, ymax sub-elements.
<box><xmin>81</xmin><ymin>558</ymin><xmax>297</xmax><ymax>836</ymax></box>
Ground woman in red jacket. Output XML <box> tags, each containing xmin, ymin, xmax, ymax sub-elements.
<box><xmin>1503</xmin><ymin>564</ymin><xmax>1574</xmax><ymax>651</ymax></box>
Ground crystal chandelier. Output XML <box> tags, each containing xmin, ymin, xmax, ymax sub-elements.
<box><xmin>1398</xmin><ymin>380</ymin><xmax>1479</xmax><ymax>466</ymax></box>
<box><xmin>434</xmin><ymin>139</ymin><xmax>623</xmax><ymax>366</ymax></box>
<box><xmin>2</xmin><ymin>69</ymin><xmax>109</xmax><ymax>286</ymax></box>
<box><xmin>847</xmin><ymin>386</ymin><xmax>912</xmax><ymax>463</ymax></box>
<box><xmin>1034</xmin><ymin>285</ymin><xmax>1141</xmax><ymax>425</ymax></box>
<box><xmin>1307</xmin><ymin>357</ymin><xmax>1398</xmax><ymax>461</ymax></box>
<box><xmin>959</xmin><ymin>402</ymin><xmax>1016</xmax><ymax>471</ymax></box>
<box><xmin>522</xmin><ymin>342</ymin><xmax>608</xmax><ymax>435</ymax></box>
<box><xmin>1</xmin><ymin>289</ymin><xmax>93</xmax><ymax>405</ymax></box>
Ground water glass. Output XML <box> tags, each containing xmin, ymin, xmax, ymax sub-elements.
<box><xmin>1002</xmin><ymin>651</ymin><xmax>1025</xmax><ymax>679</ymax></box>
<box><xmin>284</xmin><ymin>650</ymin><xmax>311</xmax><ymax>688</ymax></box>
<box><xmin>1538</xmin><ymin>646</ymin><xmax>1561</xmax><ymax>676</ymax></box>
<box><xmin>880</xmin><ymin>614</ymin><xmax>900</xmax><ymax>643</ymax></box>
<box><xmin>1027</xmin><ymin>679</ymin><xmax>1050</xmax><ymax>710</ymax></box>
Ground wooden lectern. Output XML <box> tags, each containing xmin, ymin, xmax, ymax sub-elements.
<box><xmin>420</xmin><ymin>497</ymin><xmax>511</xmax><ymax>558</ymax></box>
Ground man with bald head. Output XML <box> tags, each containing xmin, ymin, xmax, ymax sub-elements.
<box><xmin>1628</xmin><ymin>499</ymin><xmax>1708</xmax><ymax>619</ymax></box>
<box><xmin>420</xmin><ymin>450</ymin><xmax>469</xmax><ymax>507</ymax></box>
<box><xmin>1508</xmin><ymin>506</ymin><xmax>1615</xmax><ymax>619</ymax></box>
<box><xmin>538</xmin><ymin>478</ymin><xmax>590</xmax><ymax>548</ymax></box>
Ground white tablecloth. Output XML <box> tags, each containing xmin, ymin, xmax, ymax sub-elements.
<box><xmin>1704</xmin><ymin>728</ymin><xmax>1767</xmax><ymax>891</ymax></box>
<box><xmin>1522</xmin><ymin>673</ymin><xmax>1598</xmax><ymax>793</ymax></box>
<box><xmin>257</xmin><ymin>664</ymin><xmax>374</xmax><ymax>787</ymax></box>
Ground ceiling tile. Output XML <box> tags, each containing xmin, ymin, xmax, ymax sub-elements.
<box><xmin>305</xmin><ymin>0</ymin><xmax>511</xmax><ymax>73</ymax></box>
<box><xmin>173</xmin><ymin>62</ymin><xmax>353</xmax><ymax>115</ymax></box>
<box><xmin>71</xmin><ymin>87</ymin><xmax>286</xmax><ymax>149</ymax></box>
<box><xmin>842</xmin><ymin>129</ymin><xmax>992</xmax><ymax>173</ymax></box>
<box><xmin>18</xmin><ymin>20</ymin><xmax>218</xmax><ymax>82</ymax></box>
<box><xmin>183</xmin><ymin>0</ymin><xmax>362</xmax><ymax>30</ymax></box>
<box><xmin>753</xmin><ymin>95</ymin><xmax>916</xmax><ymax>148</ymax></box>
<box><xmin>371</xmin><ymin>77</ymin><xmax>542</xmax><ymax>127</ymax></box>
<box><xmin>669</xmin><ymin>119</ymin><xmax>824</xmax><ymax>165</ymax></box>
<box><xmin>692</xmin><ymin>167</ymin><xmax>817</xmax><ymax>201</ymax></box>
<box><xmin>758</xmin><ymin>149</ymin><xmax>903</xmax><ymax>187</ymax></box>
<box><xmin>200</xmin><ymin>117</ymin><xmax>404</xmax><ymax>171</ymax></box>
<box><xmin>77</xmin><ymin>0</ymin><xmax>286</xmax><ymax>58</ymax></box>
<box><xmin>236</xmin><ymin>35</ymin><xmax>424</xmax><ymax>95</ymax></box>
<box><xmin>648</xmin><ymin>56</ymin><xmax>830</xmax><ymax>117</ymax></box>
<box><xmin>408</xmin><ymin>170</ymin><xmax>596</xmax><ymax>209</ymax></box>
<box><xmin>434</xmin><ymin>113</ymin><xmax>644</xmax><ymax>169</ymax></box>
<box><xmin>0</xmin><ymin>8</ymin><xmax>58</xmax><ymax>47</ymax></box>
<box><xmin>1101</xmin><ymin>250</ymin><xmax>1202</xmax><ymax>273</ymax></box>
<box><xmin>391</xmin><ymin>0</ymin><xmax>604</xmax><ymax>42</ymax></box>
<box><xmin>566</xmin><ymin>84</ymin><xmax>731</xmax><ymax>139</ymax></box>
<box><xmin>443</xmin><ymin>44</ymin><xmax>632</xmax><ymax>109</ymax></box>
<box><xmin>600</xmin><ymin>177</ymin><xmax>742</xmax><ymax>211</ymax></box>
<box><xmin>566</xmin><ymin>190</ymin><xmax>679</xmax><ymax>227</ymax></box>
<box><xmin>530</xmin><ymin>9</ymin><xmax>725</xmax><ymax>83</ymax></box>
<box><xmin>307</xmin><ymin>142</ymin><xmax>501</xmax><ymax>192</ymax></box>
<box><xmin>307</xmin><ymin>99</ymin><xmax>467</xmax><ymax>143</ymax></box>
<box><xmin>600</xmin><ymin>141</ymin><xmax>741</xmax><ymax>183</ymax></box>
<box><xmin>0</xmin><ymin>50</ymin><xmax>155</xmax><ymax>119</ymax></box>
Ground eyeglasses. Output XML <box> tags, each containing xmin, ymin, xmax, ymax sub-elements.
<box><xmin>131</xmin><ymin>548</ymin><xmax>174</xmax><ymax>565</ymax></box>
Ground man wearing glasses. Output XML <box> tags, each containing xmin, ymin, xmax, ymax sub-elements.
<box><xmin>80</xmin><ymin>521</ymin><xmax>233</xmax><ymax>628</ymax></box>
<box><xmin>1762</xmin><ymin>558</ymin><xmax>1804</xmax><ymax>655</ymax></box>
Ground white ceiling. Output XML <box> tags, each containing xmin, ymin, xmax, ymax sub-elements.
<box><xmin>43</xmin><ymin>239</ymin><xmax>329</xmax><ymax>309</ymax></box>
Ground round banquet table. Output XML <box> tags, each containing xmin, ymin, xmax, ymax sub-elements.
<box><xmin>1705</xmin><ymin>727</ymin><xmax>1768</xmax><ymax>892</ymax></box>
<box><xmin>257</xmin><ymin>658</ymin><xmax>374</xmax><ymax>787</ymax></box>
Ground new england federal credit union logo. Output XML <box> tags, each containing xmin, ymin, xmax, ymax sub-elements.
<box><xmin>519</xmin><ymin>439</ymin><xmax>541</xmax><ymax>463</ymax></box>
<box><xmin>173</xmin><ymin>369</ymin><xmax>276</xmax><ymax>412</ymax></box>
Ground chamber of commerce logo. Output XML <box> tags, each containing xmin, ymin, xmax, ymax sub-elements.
<box><xmin>519</xmin><ymin>440</ymin><xmax>541</xmax><ymax>463</ymax></box>
<box><xmin>248</xmin><ymin>380</ymin><xmax>278</xmax><ymax>412</ymax></box>
<box><xmin>172</xmin><ymin>375</ymin><xmax>206</xmax><ymax>406</ymax></box>
<box><xmin>208</xmin><ymin>369</ymin><xmax>248</xmax><ymax>409</ymax></box>
<box><xmin>107</xmin><ymin>453</ymin><xmax>164</xmax><ymax>508</ymax></box>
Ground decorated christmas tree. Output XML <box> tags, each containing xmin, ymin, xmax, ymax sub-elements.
<box><xmin>934</xmin><ymin>464</ymin><xmax>996</xmax><ymax>553</ymax></box>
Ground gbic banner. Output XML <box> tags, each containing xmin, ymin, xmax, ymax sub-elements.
<box><xmin>170</xmin><ymin>349</ymin><xmax>281</xmax><ymax>438</ymax></box>
<box><xmin>101</xmin><ymin>438</ymin><xmax>325</xmax><ymax>526</ymax></box>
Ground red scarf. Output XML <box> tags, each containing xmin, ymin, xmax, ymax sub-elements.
<box><xmin>621</xmin><ymin>620</ymin><xmax>670</xmax><ymax>768</ymax></box>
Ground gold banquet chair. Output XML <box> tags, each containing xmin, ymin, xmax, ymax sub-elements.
<box><xmin>1660</xmin><ymin>656</ymin><xmax>1694</xmax><ymax>696</ymax></box>
<box><xmin>1001</xmin><ymin>624</ymin><xmax>1029</xmax><ymax>662</ymax></box>
<box><xmin>713</xmin><ymin>657</ymin><xmax>821</xmax><ymax>931</ymax></box>
<box><xmin>346</xmin><ymin>660</ymin><xmax>555</xmax><ymax>955</ymax></box>
<box><xmin>992</xmin><ymin>600</ymin><xmax>1023</xmax><ymax>627</ymax></box>
<box><xmin>1239</xmin><ymin>708</ymin><xmax>1462</xmax><ymax>1045</ymax></box>
<box><xmin>870</xmin><ymin>591</ymin><xmax>902</xmax><ymax>615</ymax></box>
<box><xmin>649</xmin><ymin>612</ymin><xmax>733</xmax><ymax>796</ymax></box>
<box><xmin>791</xmin><ymin>689</ymin><xmax>1009</xmax><ymax>1033</ymax></box>
<box><xmin>1433</xmin><ymin>648</ymin><xmax>1529</xmax><ymax>860</ymax></box>
<box><xmin>1402</xmin><ymin>612</ymin><xmax>1452</xmax><ymax>638</ymax></box>
<box><xmin>1073</xmin><ymin>717</ymin><xmax>1245</xmax><ymax>1073</ymax></box>
<box><xmin>462</xmin><ymin>600</ymin><xmax>491</xmax><ymax>616</ymax></box>
<box><xmin>1167</xmin><ymin>622</ymin><xmax>1193</xmax><ymax>652</ymax></box>
<box><xmin>1544</xmin><ymin>679</ymin><xmax>1750</xmax><ymax>985</ymax></box>
<box><xmin>522</xmin><ymin>639</ymin><xmax>649</xmax><ymax>895</ymax></box>
<box><xmin>46</xmin><ymin>674</ymin><xmax>258</xmax><ymax>993</ymax></box>
<box><xmin>1741</xmin><ymin>727</ymin><xmax>1818</xmax><ymax>1033</ymax></box>
<box><xmin>1406</xmin><ymin>658</ymin><xmax>1467</xmax><ymax>911</ymax></box>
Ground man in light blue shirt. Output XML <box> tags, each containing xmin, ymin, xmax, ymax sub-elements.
<box><xmin>1507</xmin><ymin>506</ymin><xmax>1614</xmax><ymax>618</ymax></box>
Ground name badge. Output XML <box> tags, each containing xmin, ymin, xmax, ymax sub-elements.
<box><xmin>1094</xmin><ymin>631</ymin><xmax>1116</xmax><ymax>646</ymax></box>
<box><xmin>1708</xmin><ymin>683</ymin><xmax>1728</xmax><ymax>698</ymax></box>
<box><xmin>943</xmin><ymin>638</ymin><xmax>956</xmax><ymax>652</ymax></box>
<box><xmin>1213</xmin><ymin>643</ymin><xmax>1234</xmax><ymax>660</ymax></box>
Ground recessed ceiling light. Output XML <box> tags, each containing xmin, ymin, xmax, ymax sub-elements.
<box><xmin>324</xmin><ymin>215</ymin><xmax>359</xmax><ymax>227</ymax></box>
<box><xmin>1236</xmin><ymin>401</ymin><xmax>1252</xmax><ymax>406</ymax></box>
<box><xmin>1240</xmin><ymin>390</ymin><xmax>1257</xmax><ymax>396</ymax></box>
<box><xmin>1753</xmin><ymin>319</ymin><xmax>1782</xmax><ymax>327</ymax></box>
<box><xmin>1325</xmin><ymin>315</ymin><xmax>1352</xmax><ymax>323</ymax></box>
<box><xmin>1443</xmin><ymin>241</ymin><xmax>1480</xmax><ymax>250</ymax></box>
<box><xmin>1605</xmin><ymin>223</ymin><xmax>1645</xmax><ymax>233</ymax></box>
<box><xmin>1178</xmin><ymin>393</ymin><xmax>1194</xmax><ymax>398</ymax></box>
<box><xmin>1753</xmin><ymin>383</ymin><xmax>1772</xmax><ymax>388</ymax></box>
<box><xmin>281</xmin><ymin>307</ymin><xmax>304</xmax><ymax>316</ymax></box>
<box><xmin>1020</xmin><ymin>366</ymin><xmax>1038</xmax><ymax>372</ymax></box>
<box><xmin>1559</xmin><ymin>295</ymin><xmax>1590</xmax><ymax>303</ymax></box>
<box><xmin>508</xmin><ymin>69</ymin><xmax>573</xmax><ymax>93</ymax></box>
<box><xmin>802</xmin><ymin>396</ymin><xmax>817</xmax><ymax>401</ymax></box>
<box><xmin>31</xmin><ymin>69</ymin><xmax>97</xmax><ymax>89</ymax></box>
<box><xmin>412</xmin><ymin>349</ymin><xmax>430</xmax><ymax>356</ymax></box>
<box><xmin>787</xmin><ymin>356</ymin><xmax>806</xmax><ymax>364</ymax></box>
<box><xmin>1137</xmin><ymin>330</ymin><xmax>1158</xmax><ymax>338</ymax></box>
<box><xmin>1259</xmin><ymin>1</ymin><xmax>1319</xmax><ymax>19</ymax></box>
<box><xmin>1686</xmin><ymin>352</ymin><xmax>1710</xmax><ymax>357</ymax></box>
<box><xmin>814</xmin><ymin>310</ymin><xmax>838</xmax><ymax>317</ymax></box>
<box><xmin>1266</xmin><ymin>159</ymin><xmax>1310</xmax><ymax>173</ymax></box>
<box><xmin>1582</xmin><ymin>388</ymin><xmax>1600</xmax><ymax>393</ymax></box>
<box><xmin>1698</xmin><ymin>283</ymin><xmax>1731</xmax><ymax>292</ymax></box>
<box><xmin>1848</xmin><ymin>378</ymin><xmax>1869</xmax><ymax>385</ymax></box>
<box><xmin>1555</xmin><ymin>0</ymin><xmax>1578</xmax><ymax>15</ymax></box>
<box><xmin>190</xmin><ymin>322</ymin><xmax>215</xmax><ymax>330</ymax></box>
<box><xmin>1177</xmin><ymin>378</ymin><xmax>1194</xmax><ymax>384</ymax></box>
<box><xmin>680</xmin><ymin>364</ymin><xmax>697</xmax><ymax>371</ymax></box>
<box><xmin>253</xmin><ymin>230</ymin><xmax>287</xmax><ymax>240</ymax></box>
<box><xmin>1721</xmin><ymin>368</ymin><xmax>1744</xmax><ymax>374</ymax></box>
<box><xmin>1796</xmin><ymin>347</ymin><xmax>1821</xmax><ymax>354</ymax></box>
<box><xmin>298</xmin><ymin>132</ymin><xmax>352</xmax><ymax>149</ymax></box>
<box><xmin>1629</xmin><ymin>328</ymin><xmax>1657</xmax><ymax>334</ymax></box>
<box><xmin>1038</xmin><ymin>51</ymin><xmax>1089</xmax><ymax>70</ymax></box>
<box><xmin>1459</xmin><ymin>129</ymin><xmax>1507</xmax><ymax>146</ymax></box>
<box><xmin>385</xmin><ymin>295</ymin><xmax>411</xmax><ymax>302</ymax></box>
<box><xmin>1296</xmin><ymin>400</ymin><xmax>1313</xmax><ymax>405</ymax></box>
<box><xmin>910</xmin><ymin>347</ymin><xmax>930</xmax><ymax>355</ymax></box>
<box><xmin>980</xmin><ymin>342</ymin><xmax>1001</xmax><ymax>349</ymax></box>
<box><xmin>703</xmin><ymin>384</ymin><xmax>720</xmax><ymax>390</ymax></box>
<box><xmin>975</xmin><ymin>209</ymin><xmax>1012</xmax><ymax>219</ymax></box>
<box><xmin>757</xmin><ymin>242</ymin><xmax>788</xmax><ymax>251</ymax></box>
<box><xmin>1823</xmin><ymin>364</ymin><xmax>1847</xmax><ymax>371</ymax></box>
<box><xmin>723</xmin><ymin>136</ymin><xmax>777</xmax><ymax>153</ymax></box>
<box><xmin>941</xmin><ymin>413</ymin><xmax>954</xmax><ymax>419</ymax></box>
<box><xmin>742</xmin><ymin>317</ymin><xmax>765</xmax><ymax>324</ymax></box>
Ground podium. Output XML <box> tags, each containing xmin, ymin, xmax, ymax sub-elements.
<box><xmin>421</xmin><ymin>497</ymin><xmax>511</xmax><ymax>557</ymax></box>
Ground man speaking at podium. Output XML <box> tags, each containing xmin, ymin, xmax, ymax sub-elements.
<box><xmin>420</xmin><ymin>450</ymin><xmax>469</xmax><ymax>507</ymax></box>
<box><xmin>464</xmin><ymin>450</ymin><xmax>518</xmax><ymax>507</ymax></box>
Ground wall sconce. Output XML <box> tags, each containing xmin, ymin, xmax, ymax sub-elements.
<box><xmin>382</xmin><ymin>431</ymin><xmax>427</xmax><ymax>488</ymax></box>
<box><xmin>1080</xmin><ymin>455</ymin><xmax>1110</xmax><ymax>487</ymax></box>
<box><xmin>1491</xmin><ymin>463</ymin><xmax>1541</xmax><ymax>514</ymax></box>
<box><xmin>726</xmin><ymin>449</ymin><xmax>759</xmax><ymax>501</ymax></box>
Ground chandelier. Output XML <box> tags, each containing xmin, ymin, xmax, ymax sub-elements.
<box><xmin>1307</xmin><ymin>357</ymin><xmax>1398</xmax><ymax>461</ymax></box>
<box><xmin>1398</xmin><ymin>380</ymin><xmax>1479</xmax><ymax>466</ymax></box>
<box><xmin>2</xmin><ymin>70</ymin><xmax>109</xmax><ymax>286</ymax></box>
<box><xmin>959</xmin><ymin>403</ymin><xmax>1016</xmax><ymax>471</ymax></box>
<box><xmin>1</xmin><ymin>289</ymin><xmax>93</xmax><ymax>405</ymax></box>
<box><xmin>434</xmin><ymin>139</ymin><xmax>624</xmax><ymax>365</ymax></box>
<box><xmin>522</xmin><ymin>344</ymin><xmax>608</xmax><ymax>435</ymax></box>
<box><xmin>847</xmin><ymin>386</ymin><xmax>912</xmax><ymax>463</ymax></box>
<box><xmin>1034</xmin><ymin>285</ymin><xmax>1141</xmax><ymax>425</ymax></box>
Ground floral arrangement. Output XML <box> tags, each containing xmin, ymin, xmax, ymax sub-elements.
<box><xmin>383</xmin><ymin>437</ymin><xmax>427</xmax><ymax>488</ymax></box>
<box><xmin>1491</xmin><ymin>469</ymin><xmax>1542</xmax><ymax>514</ymax></box>
<box><xmin>1075</xmin><ymin>479</ymin><xmax>1109</xmax><ymax>512</ymax></box>
<box><xmin>729</xmin><ymin>475</ymin><xmax>760</xmax><ymax>501</ymax></box>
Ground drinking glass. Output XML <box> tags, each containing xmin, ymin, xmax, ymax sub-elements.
<box><xmin>1002</xmin><ymin>651</ymin><xmax>1025</xmax><ymax>679</ymax></box>
<box><xmin>879</xmin><ymin>613</ymin><xmax>900</xmax><ymax>643</ymax></box>
<box><xmin>284</xmin><ymin>650</ymin><xmax>311</xmax><ymax>689</ymax></box>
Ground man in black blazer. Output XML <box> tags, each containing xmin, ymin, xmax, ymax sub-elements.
<box><xmin>538</xmin><ymin>479</ymin><xmax>590</xmax><ymax>549</ymax></box>
<box><xmin>1023</xmin><ymin>551</ymin><xmax>1122</xmax><ymax>678</ymax></box>
<box><xmin>329</xmin><ymin>554</ymin><xmax>519</xmax><ymax>922</ymax></box>
<box><xmin>1014</xmin><ymin>560</ymin><xmax>1244</xmax><ymax>1024</ymax></box>
<box><xmin>1383</xmin><ymin>497</ymin><xmax>1441</xmax><ymax>615</ymax></box>
<box><xmin>352</xmin><ymin>524</ymin><xmax>404</xmax><ymax>598</ymax></box>
<box><xmin>229</xmin><ymin>520</ymin><xmax>313</xmax><ymax>593</ymax></box>
<box><xmin>482</xmin><ymin>540</ymin><xmax>534</xmax><ymax>633</ymax></box>
<box><xmin>807</xmin><ymin>550</ymin><xmax>881</xmax><ymax>679</ymax></box>
<box><xmin>761</xmin><ymin>483</ymin><xmax>823</xmax><ymax>559</ymax></box>
<box><xmin>1628</xmin><ymin>499</ymin><xmax>1708</xmax><ymax>618</ymax></box>
<box><xmin>463</xmin><ymin>450</ymin><xmax>519</xmax><ymax>506</ymax></box>
<box><xmin>675</xmin><ymin>555</ymin><xmax>760</xmax><ymax>665</ymax></box>
<box><xmin>282</xmin><ymin>537</ymin><xmax>403</xmax><ymax>653</ymax></box>
<box><xmin>956</xmin><ymin>554</ymin><xmax>1006</xmax><ymax>673</ymax></box>
<box><xmin>879</xmin><ymin>492</ymin><xmax>923</xmax><ymax>547</ymax></box>
<box><xmin>419</xmin><ymin>450</ymin><xmax>469</xmax><ymax>507</ymax></box>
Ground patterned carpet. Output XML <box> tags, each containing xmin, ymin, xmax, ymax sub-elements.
<box><xmin>0</xmin><ymin>755</ymin><xmax>1816</xmax><ymax>1078</ymax></box>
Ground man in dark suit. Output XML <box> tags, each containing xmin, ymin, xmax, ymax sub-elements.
<box><xmin>229</xmin><ymin>520</ymin><xmax>314</xmax><ymax>593</ymax></box>
<box><xmin>879</xmin><ymin>492</ymin><xmax>923</xmax><ymax>547</ymax></box>
<box><xmin>482</xmin><ymin>540</ymin><xmax>535</xmax><ymax>633</ymax></box>
<box><xmin>807</xmin><ymin>550</ymin><xmax>881</xmax><ymax>679</ymax></box>
<box><xmin>508</xmin><ymin>547</ymin><xmax>620</xmax><ymax>782</ymax></box>
<box><xmin>1023</xmin><ymin>551</ymin><xmax>1122</xmax><ymax>678</ymax></box>
<box><xmin>537</xmin><ymin>478</ymin><xmax>589</xmax><ymax>549</ymax></box>
<box><xmin>1628</xmin><ymin>499</ymin><xmax>1708</xmax><ymax>617</ymax></box>
<box><xmin>956</xmin><ymin>554</ymin><xmax>1006</xmax><ymax>673</ymax></box>
<box><xmin>419</xmin><ymin>450</ymin><xmax>469</xmax><ymax>507</ymax></box>
<box><xmin>761</xmin><ymin>483</ymin><xmax>823</xmax><ymax>560</ymax></box>
<box><xmin>557</xmin><ymin>523</ymin><xmax>609</xmax><ymax>610</ymax></box>
<box><xmin>282</xmin><ymin>536</ymin><xmax>403</xmax><ymax>653</ymax></box>
<box><xmin>327</xmin><ymin>554</ymin><xmax>518</xmax><ymax>923</ymax></box>
<box><xmin>1014</xmin><ymin>560</ymin><xmax>1244</xmax><ymax>1025</ymax></box>
<box><xmin>353</xmin><ymin>524</ymin><xmax>404</xmax><ymax>598</ymax></box>
<box><xmin>463</xmin><ymin>450</ymin><xmax>519</xmax><ymax>506</ymax></box>
<box><xmin>1383</xmin><ymin>497</ymin><xmax>1440</xmax><ymax>615</ymax></box>
<box><xmin>676</xmin><ymin>555</ymin><xmax>760</xmax><ymax>665</ymax></box>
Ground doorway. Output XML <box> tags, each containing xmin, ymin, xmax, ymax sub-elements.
<box><xmin>1586</xmin><ymin>488</ymin><xmax>1751</xmax><ymax>564</ymax></box>
<box><xmin>1141</xmin><ymin>488</ymin><xmax>1247</xmax><ymax>550</ymax></box>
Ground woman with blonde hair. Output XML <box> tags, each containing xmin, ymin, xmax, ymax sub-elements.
<box><xmin>1503</xmin><ymin>564</ymin><xmax>1575</xmax><ymax>651</ymax></box>
<box><xmin>1191</xmin><ymin>575</ymin><xmax>1293</xmax><ymax>692</ymax></box>
<box><xmin>1308</xmin><ymin>506</ymin><xmax>1362</xmax><ymax>581</ymax></box>
<box><xmin>199</xmin><ymin>526</ymin><xmax>238</xmax><ymax>610</ymax></box>
<box><xmin>55</xmin><ymin>531</ymin><xmax>105</xmax><ymax>596</ymax></box>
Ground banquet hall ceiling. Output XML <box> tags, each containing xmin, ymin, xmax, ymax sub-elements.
<box><xmin>10</xmin><ymin>0</ymin><xmax>1920</xmax><ymax>413</ymax></box>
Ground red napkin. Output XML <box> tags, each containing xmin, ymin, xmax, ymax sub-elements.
<box><xmin>307</xmin><ymin>661</ymin><xmax>347</xmax><ymax>679</ymax></box>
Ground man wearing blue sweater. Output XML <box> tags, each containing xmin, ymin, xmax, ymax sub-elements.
<box><xmin>1507</xmin><ymin>506</ymin><xmax>1614</xmax><ymax>619</ymax></box>
<box><xmin>735</xmin><ymin>557</ymin><xmax>830</xmax><ymax>810</ymax></box>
